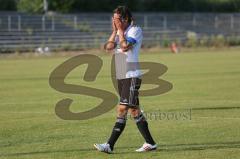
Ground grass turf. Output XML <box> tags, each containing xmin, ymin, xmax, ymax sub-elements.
<box><xmin>0</xmin><ymin>48</ymin><xmax>240</xmax><ymax>159</ymax></box>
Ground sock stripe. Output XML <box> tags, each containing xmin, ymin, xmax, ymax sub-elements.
<box><xmin>134</xmin><ymin>113</ymin><xmax>145</xmax><ymax>123</ymax></box>
<box><xmin>116</xmin><ymin>117</ymin><xmax>126</xmax><ymax>124</ymax></box>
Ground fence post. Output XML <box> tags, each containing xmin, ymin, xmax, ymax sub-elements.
<box><xmin>8</xmin><ymin>15</ymin><xmax>11</xmax><ymax>32</ymax></box>
<box><xmin>110</xmin><ymin>16</ymin><xmax>112</xmax><ymax>28</ymax></box>
<box><xmin>74</xmin><ymin>16</ymin><xmax>78</xmax><ymax>30</ymax></box>
<box><xmin>214</xmin><ymin>15</ymin><xmax>219</xmax><ymax>29</ymax></box>
<box><xmin>163</xmin><ymin>15</ymin><xmax>167</xmax><ymax>30</ymax></box>
<box><xmin>192</xmin><ymin>14</ymin><xmax>196</xmax><ymax>27</ymax></box>
<box><xmin>18</xmin><ymin>15</ymin><xmax>21</xmax><ymax>31</ymax></box>
<box><xmin>42</xmin><ymin>16</ymin><xmax>45</xmax><ymax>31</ymax></box>
<box><xmin>230</xmin><ymin>14</ymin><xmax>234</xmax><ymax>30</ymax></box>
<box><xmin>144</xmin><ymin>15</ymin><xmax>148</xmax><ymax>29</ymax></box>
<box><xmin>52</xmin><ymin>16</ymin><xmax>55</xmax><ymax>31</ymax></box>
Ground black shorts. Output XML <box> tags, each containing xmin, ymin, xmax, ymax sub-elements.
<box><xmin>117</xmin><ymin>78</ymin><xmax>142</xmax><ymax>107</ymax></box>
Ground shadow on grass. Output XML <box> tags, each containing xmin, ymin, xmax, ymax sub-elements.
<box><xmin>2</xmin><ymin>141</ymin><xmax>240</xmax><ymax>157</ymax></box>
<box><xmin>192</xmin><ymin>106</ymin><xmax>240</xmax><ymax>111</ymax></box>
<box><xmin>0</xmin><ymin>148</ymin><xmax>93</xmax><ymax>157</ymax></box>
<box><xmin>157</xmin><ymin>141</ymin><xmax>240</xmax><ymax>152</ymax></box>
<box><xmin>115</xmin><ymin>141</ymin><xmax>240</xmax><ymax>154</ymax></box>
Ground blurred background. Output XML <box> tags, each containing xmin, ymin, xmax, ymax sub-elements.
<box><xmin>0</xmin><ymin>0</ymin><xmax>240</xmax><ymax>53</ymax></box>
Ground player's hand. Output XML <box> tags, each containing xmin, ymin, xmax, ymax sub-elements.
<box><xmin>113</xmin><ymin>14</ymin><xmax>124</xmax><ymax>33</ymax></box>
<box><xmin>112</xmin><ymin>17</ymin><xmax>117</xmax><ymax>33</ymax></box>
<box><xmin>114</xmin><ymin>18</ymin><xmax>123</xmax><ymax>31</ymax></box>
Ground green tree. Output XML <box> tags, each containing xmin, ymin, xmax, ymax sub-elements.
<box><xmin>17</xmin><ymin>0</ymin><xmax>43</xmax><ymax>13</ymax></box>
<box><xmin>12</xmin><ymin>0</ymin><xmax>240</xmax><ymax>13</ymax></box>
<box><xmin>48</xmin><ymin>0</ymin><xmax>75</xmax><ymax>13</ymax></box>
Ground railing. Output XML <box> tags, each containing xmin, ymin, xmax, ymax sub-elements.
<box><xmin>0</xmin><ymin>12</ymin><xmax>240</xmax><ymax>52</ymax></box>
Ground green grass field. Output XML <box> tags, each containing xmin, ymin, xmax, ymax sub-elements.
<box><xmin>1</xmin><ymin>48</ymin><xmax>240</xmax><ymax>159</ymax></box>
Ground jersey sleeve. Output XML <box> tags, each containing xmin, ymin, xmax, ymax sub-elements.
<box><xmin>126</xmin><ymin>27</ymin><xmax>143</xmax><ymax>45</ymax></box>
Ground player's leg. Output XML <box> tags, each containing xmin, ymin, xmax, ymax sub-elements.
<box><xmin>106</xmin><ymin>78</ymin><xmax>132</xmax><ymax>150</ymax></box>
<box><xmin>129</xmin><ymin>107</ymin><xmax>157</xmax><ymax>151</ymax></box>
<box><xmin>94</xmin><ymin>79</ymin><xmax>128</xmax><ymax>153</ymax></box>
<box><xmin>107</xmin><ymin>104</ymin><xmax>128</xmax><ymax>150</ymax></box>
<box><xmin>128</xmin><ymin>78</ymin><xmax>157</xmax><ymax>151</ymax></box>
<box><xmin>94</xmin><ymin>105</ymin><xmax>128</xmax><ymax>153</ymax></box>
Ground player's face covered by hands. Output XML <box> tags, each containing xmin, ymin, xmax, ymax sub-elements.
<box><xmin>113</xmin><ymin>13</ymin><xmax>128</xmax><ymax>32</ymax></box>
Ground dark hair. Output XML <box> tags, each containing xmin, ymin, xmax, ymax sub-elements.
<box><xmin>113</xmin><ymin>6</ymin><xmax>133</xmax><ymax>24</ymax></box>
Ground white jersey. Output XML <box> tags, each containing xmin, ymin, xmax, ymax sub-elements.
<box><xmin>114</xmin><ymin>25</ymin><xmax>143</xmax><ymax>79</ymax></box>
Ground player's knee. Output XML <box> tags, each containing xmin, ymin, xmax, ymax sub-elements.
<box><xmin>133</xmin><ymin>112</ymin><xmax>146</xmax><ymax>123</ymax></box>
<box><xmin>117</xmin><ymin>105</ymin><xmax>128</xmax><ymax>117</ymax></box>
<box><xmin>129</xmin><ymin>108</ymin><xmax>141</xmax><ymax>118</ymax></box>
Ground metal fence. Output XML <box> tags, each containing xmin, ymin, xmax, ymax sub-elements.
<box><xmin>0</xmin><ymin>12</ymin><xmax>240</xmax><ymax>52</ymax></box>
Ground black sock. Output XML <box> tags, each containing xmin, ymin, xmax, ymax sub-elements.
<box><xmin>135</xmin><ymin>114</ymin><xmax>156</xmax><ymax>145</ymax></box>
<box><xmin>107</xmin><ymin>118</ymin><xmax>126</xmax><ymax>150</ymax></box>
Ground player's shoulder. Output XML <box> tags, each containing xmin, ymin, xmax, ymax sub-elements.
<box><xmin>128</xmin><ymin>25</ymin><xmax>142</xmax><ymax>34</ymax></box>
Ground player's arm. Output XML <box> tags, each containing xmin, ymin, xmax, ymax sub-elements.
<box><xmin>118</xmin><ymin>31</ymin><xmax>135</xmax><ymax>52</ymax></box>
<box><xmin>104</xmin><ymin>18</ymin><xmax>117</xmax><ymax>51</ymax></box>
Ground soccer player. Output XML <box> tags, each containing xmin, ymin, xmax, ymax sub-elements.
<box><xmin>94</xmin><ymin>6</ymin><xmax>157</xmax><ymax>153</ymax></box>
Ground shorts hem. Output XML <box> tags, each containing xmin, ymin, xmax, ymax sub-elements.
<box><xmin>119</xmin><ymin>102</ymin><xmax>139</xmax><ymax>107</ymax></box>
